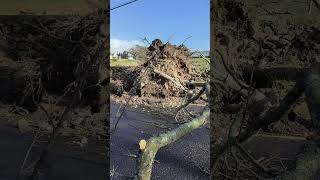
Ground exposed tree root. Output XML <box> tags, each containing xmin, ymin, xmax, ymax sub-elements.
<box><xmin>212</xmin><ymin>62</ymin><xmax>320</xmax><ymax>179</ymax></box>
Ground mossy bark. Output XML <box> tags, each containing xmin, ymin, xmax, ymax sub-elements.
<box><xmin>135</xmin><ymin>109</ymin><xmax>209</xmax><ymax>180</ymax></box>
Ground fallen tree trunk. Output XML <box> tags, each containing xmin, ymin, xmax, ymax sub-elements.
<box><xmin>135</xmin><ymin>109</ymin><xmax>209</xmax><ymax>180</ymax></box>
<box><xmin>305</xmin><ymin>63</ymin><xmax>320</xmax><ymax>129</ymax></box>
<box><xmin>238</xmin><ymin>63</ymin><xmax>319</xmax><ymax>140</ymax></box>
<box><xmin>153</xmin><ymin>69</ymin><xmax>187</xmax><ymax>91</ymax></box>
<box><xmin>274</xmin><ymin>63</ymin><xmax>320</xmax><ymax>179</ymax></box>
<box><xmin>238</xmin><ymin>77</ymin><xmax>306</xmax><ymax>142</ymax></box>
<box><xmin>212</xmin><ymin>63</ymin><xmax>320</xmax><ymax>179</ymax></box>
<box><xmin>212</xmin><ymin>49</ymin><xmax>267</xmax><ymax>108</ymax></box>
<box><xmin>242</xmin><ymin>64</ymin><xmax>308</xmax><ymax>82</ymax></box>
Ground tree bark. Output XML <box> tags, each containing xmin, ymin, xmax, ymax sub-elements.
<box><xmin>135</xmin><ymin>109</ymin><xmax>209</xmax><ymax>180</ymax></box>
<box><xmin>211</xmin><ymin>64</ymin><xmax>320</xmax><ymax>178</ymax></box>
<box><xmin>275</xmin><ymin>63</ymin><xmax>320</xmax><ymax>179</ymax></box>
<box><xmin>305</xmin><ymin>64</ymin><xmax>320</xmax><ymax>128</ymax></box>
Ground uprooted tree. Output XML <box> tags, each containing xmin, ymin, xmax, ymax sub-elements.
<box><xmin>211</xmin><ymin>0</ymin><xmax>320</xmax><ymax>179</ymax></box>
<box><xmin>111</xmin><ymin>39</ymin><xmax>208</xmax><ymax>99</ymax></box>
<box><xmin>0</xmin><ymin>7</ymin><xmax>109</xmax><ymax>178</ymax></box>
<box><xmin>111</xmin><ymin>39</ymin><xmax>210</xmax><ymax>180</ymax></box>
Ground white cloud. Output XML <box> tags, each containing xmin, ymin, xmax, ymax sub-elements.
<box><xmin>110</xmin><ymin>38</ymin><xmax>144</xmax><ymax>54</ymax></box>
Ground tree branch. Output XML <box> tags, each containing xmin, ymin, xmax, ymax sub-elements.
<box><xmin>135</xmin><ymin>109</ymin><xmax>209</xmax><ymax>180</ymax></box>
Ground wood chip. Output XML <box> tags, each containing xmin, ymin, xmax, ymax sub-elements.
<box><xmin>139</xmin><ymin>139</ymin><xmax>147</xmax><ymax>150</ymax></box>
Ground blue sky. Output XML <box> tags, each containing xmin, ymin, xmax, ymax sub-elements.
<box><xmin>110</xmin><ymin>0</ymin><xmax>209</xmax><ymax>53</ymax></box>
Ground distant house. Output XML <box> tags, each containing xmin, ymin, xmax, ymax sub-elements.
<box><xmin>110</xmin><ymin>53</ymin><xmax>114</xmax><ymax>60</ymax></box>
<box><xmin>120</xmin><ymin>51</ymin><xmax>136</xmax><ymax>60</ymax></box>
<box><xmin>127</xmin><ymin>53</ymin><xmax>134</xmax><ymax>60</ymax></box>
<box><xmin>116</xmin><ymin>53</ymin><xmax>121</xmax><ymax>59</ymax></box>
<box><xmin>110</xmin><ymin>51</ymin><xmax>137</xmax><ymax>60</ymax></box>
<box><xmin>190</xmin><ymin>51</ymin><xmax>210</xmax><ymax>58</ymax></box>
<box><xmin>110</xmin><ymin>53</ymin><xmax>121</xmax><ymax>60</ymax></box>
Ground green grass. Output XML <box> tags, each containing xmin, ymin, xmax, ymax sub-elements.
<box><xmin>110</xmin><ymin>58</ymin><xmax>210</xmax><ymax>74</ymax></box>
<box><xmin>1</xmin><ymin>0</ymin><xmax>91</xmax><ymax>15</ymax></box>
<box><xmin>110</xmin><ymin>59</ymin><xmax>142</xmax><ymax>67</ymax></box>
<box><xmin>187</xmin><ymin>58</ymin><xmax>210</xmax><ymax>73</ymax></box>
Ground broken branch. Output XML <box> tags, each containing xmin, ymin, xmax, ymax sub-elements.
<box><xmin>135</xmin><ymin>109</ymin><xmax>209</xmax><ymax>180</ymax></box>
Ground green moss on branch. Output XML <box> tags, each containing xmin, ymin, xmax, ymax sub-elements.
<box><xmin>135</xmin><ymin>109</ymin><xmax>209</xmax><ymax>180</ymax></box>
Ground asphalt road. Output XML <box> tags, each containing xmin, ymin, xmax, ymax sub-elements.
<box><xmin>109</xmin><ymin>102</ymin><xmax>319</xmax><ymax>180</ymax></box>
<box><xmin>0</xmin><ymin>122</ymin><xmax>107</xmax><ymax>180</ymax></box>
<box><xmin>110</xmin><ymin>102</ymin><xmax>210</xmax><ymax>180</ymax></box>
<box><xmin>2</xmin><ymin>102</ymin><xmax>316</xmax><ymax>180</ymax></box>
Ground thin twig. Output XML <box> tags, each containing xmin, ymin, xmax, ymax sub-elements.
<box><xmin>17</xmin><ymin>128</ymin><xmax>41</xmax><ymax>179</ymax></box>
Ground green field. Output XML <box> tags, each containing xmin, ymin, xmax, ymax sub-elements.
<box><xmin>110</xmin><ymin>58</ymin><xmax>210</xmax><ymax>73</ymax></box>
<box><xmin>1</xmin><ymin>0</ymin><xmax>91</xmax><ymax>15</ymax></box>
<box><xmin>187</xmin><ymin>58</ymin><xmax>210</xmax><ymax>73</ymax></box>
<box><xmin>110</xmin><ymin>59</ymin><xmax>142</xmax><ymax>67</ymax></box>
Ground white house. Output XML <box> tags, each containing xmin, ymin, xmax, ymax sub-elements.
<box><xmin>110</xmin><ymin>51</ymin><xmax>136</xmax><ymax>60</ymax></box>
<box><xmin>110</xmin><ymin>53</ymin><xmax>120</xmax><ymax>60</ymax></box>
<box><xmin>127</xmin><ymin>53</ymin><xmax>134</xmax><ymax>60</ymax></box>
<box><xmin>120</xmin><ymin>51</ymin><xmax>136</xmax><ymax>60</ymax></box>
